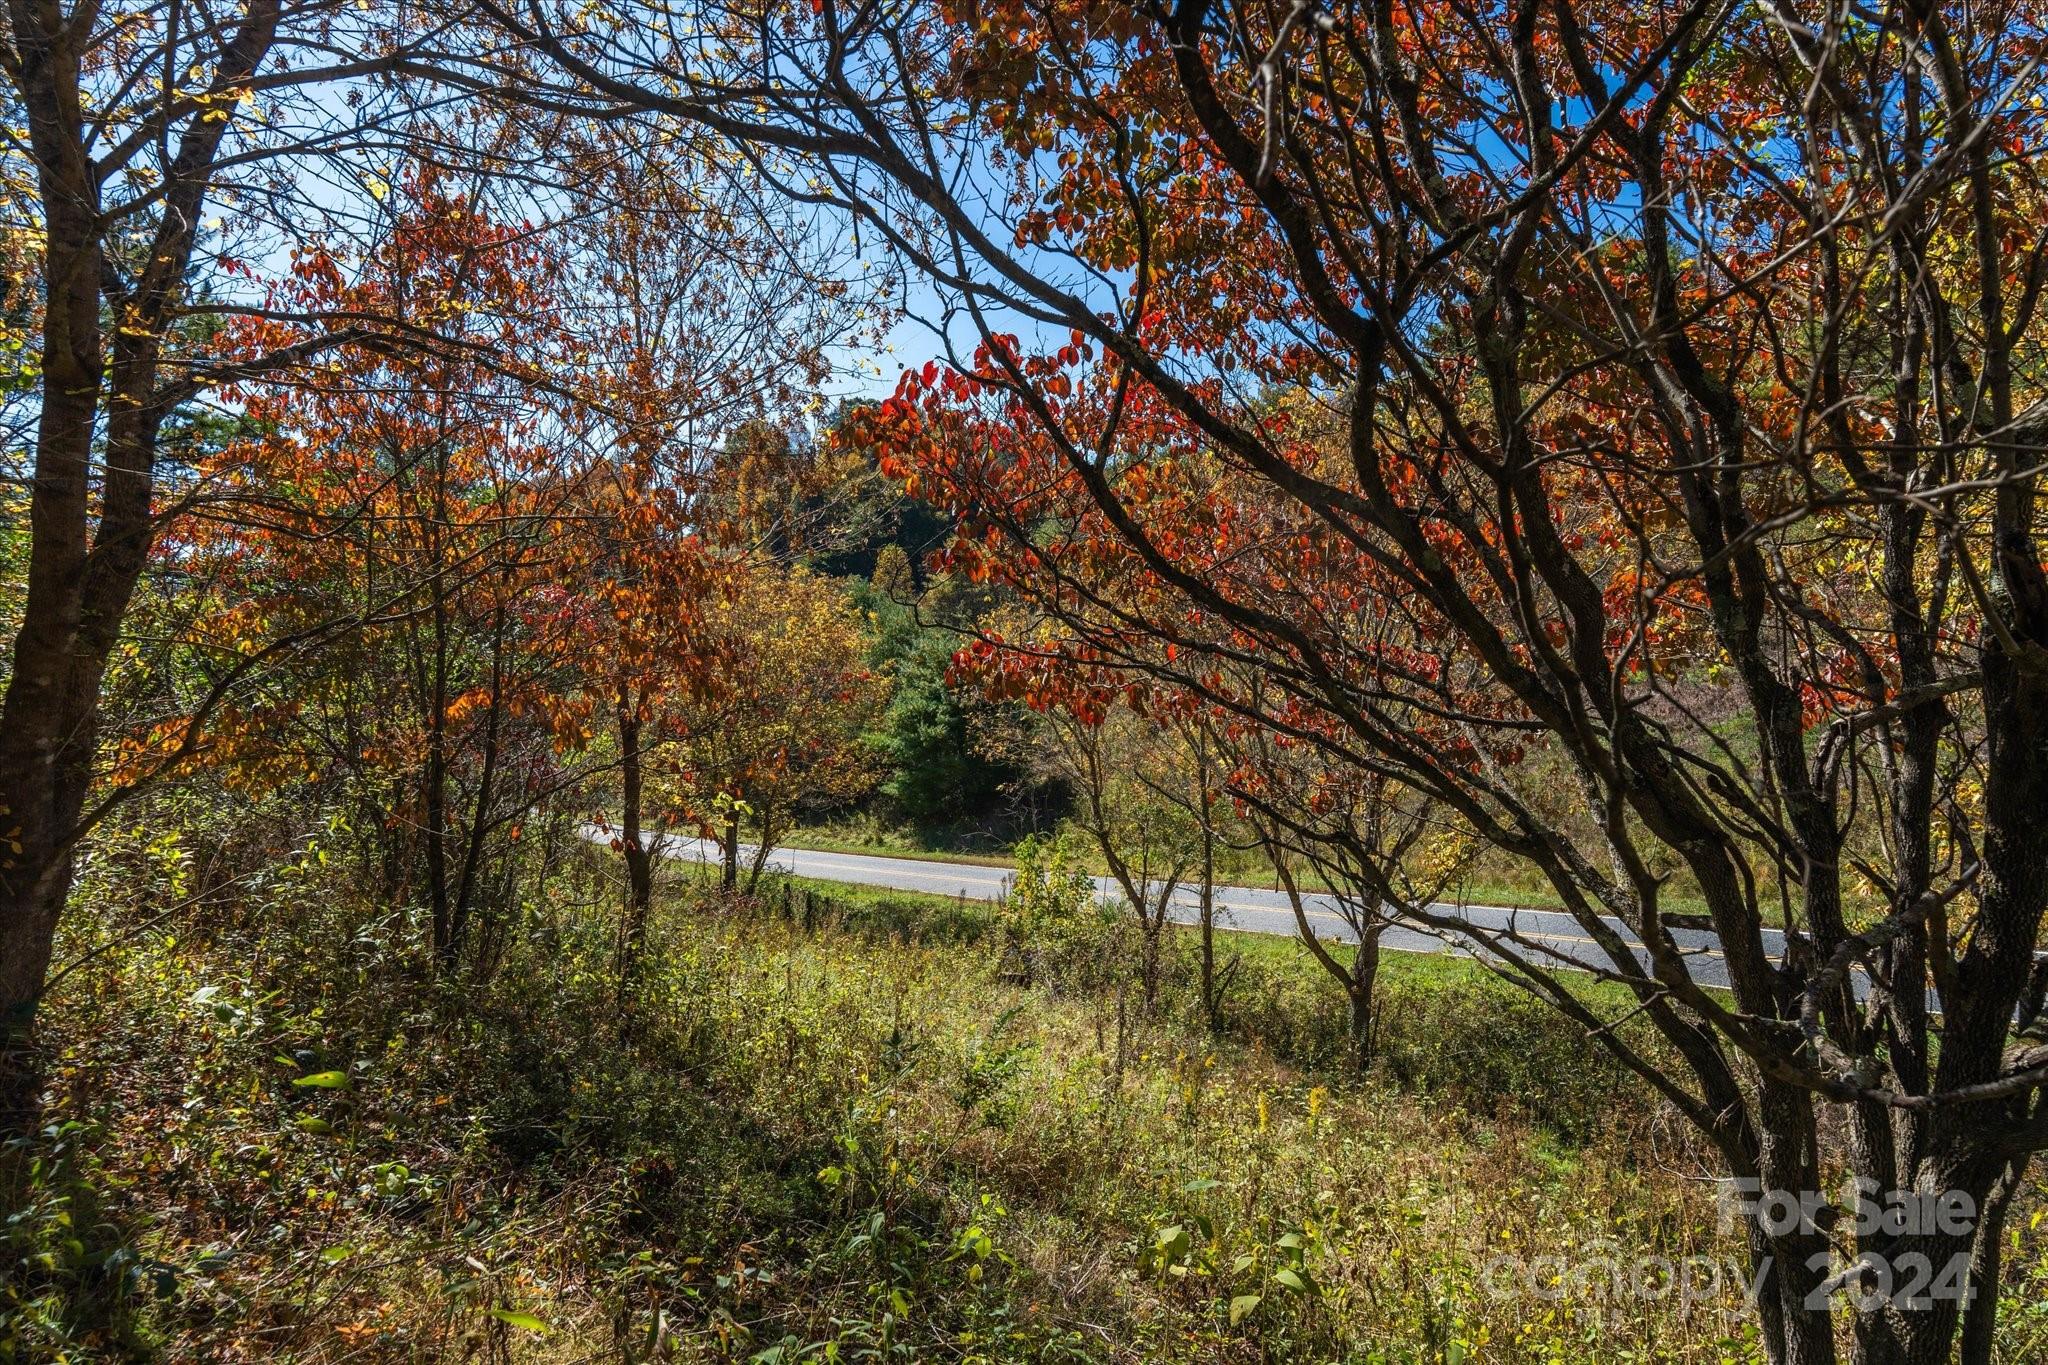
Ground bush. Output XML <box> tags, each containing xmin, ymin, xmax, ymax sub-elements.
<box><xmin>995</xmin><ymin>832</ymin><xmax>1126</xmax><ymax>994</ymax></box>
<box><xmin>1374</xmin><ymin>974</ymin><xmax>1638</xmax><ymax>1142</ymax></box>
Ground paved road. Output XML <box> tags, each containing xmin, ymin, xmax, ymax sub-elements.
<box><xmin>614</xmin><ymin>829</ymin><xmax>1770</xmax><ymax>991</ymax></box>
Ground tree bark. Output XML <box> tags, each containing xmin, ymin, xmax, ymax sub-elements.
<box><xmin>1140</xmin><ymin>912</ymin><xmax>1163</xmax><ymax>1012</ymax></box>
<box><xmin>1348</xmin><ymin>924</ymin><xmax>1381</xmax><ymax>1072</ymax></box>
<box><xmin>1958</xmin><ymin>1158</ymin><xmax>2024</xmax><ymax>1365</ymax></box>
<box><xmin>618</xmin><ymin>707</ymin><xmax>654</xmax><ymax>959</ymax></box>
<box><xmin>1198</xmin><ymin>818</ymin><xmax>1220</xmax><ymax>1031</ymax></box>
<box><xmin>720</xmin><ymin>809</ymin><xmax>740</xmax><ymax>892</ymax></box>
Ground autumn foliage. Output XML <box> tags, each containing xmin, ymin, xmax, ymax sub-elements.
<box><xmin>498</xmin><ymin>0</ymin><xmax>2048</xmax><ymax>1357</ymax></box>
<box><xmin>7</xmin><ymin>0</ymin><xmax>2048</xmax><ymax>1358</ymax></box>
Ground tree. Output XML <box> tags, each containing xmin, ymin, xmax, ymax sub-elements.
<box><xmin>176</xmin><ymin>177</ymin><xmax>582</xmax><ymax>972</ymax></box>
<box><xmin>800</xmin><ymin>402</ymin><xmax>954</xmax><ymax>583</ymax></box>
<box><xmin>546</xmin><ymin>127</ymin><xmax>861</xmax><ymax>955</ymax></box>
<box><xmin>542</xmin><ymin>474</ymin><xmax>709</xmax><ymax>958</ymax></box>
<box><xmin>1238</xmin><ymin>724</ymin><xmax>1454</xmax><ymax>1070</ymax></box>
<box><xmin>1037</xmin><ymin>702</ymin><xmax>1196</xmax><ymax>1012</ymax></box>
<box><xmin>1163</xmin><ymin>707</ymin><xmax>1237</xmax><ymax>1033</ymax></box>
<box><xmin>659</xmin><ymin>562</ymin><xmax>884</xmax><ymax>892</ymax></box>
<box><xmin>858</xmin><ymin>569</ymin><xmax>1035</xmax><ymax>829</ymax></box>
<box><xmin>870</xmin><ymin>543</ymin><xmax>916</xmax><ymax>602</ymax></box>
<box><xmin>1022</xmin><ymin>687</ymin><xmax>1244</xmax><ymax>1023</ymax></box>
<box><xmin>489</xmin><ymin>2</ymin><xmax>2048</xmax><ymax>1357</ymax></box>
<box><xmin>0</xmin><ymin>0</ymin><xmax>472</xmax><ymax>1116</ymax></box>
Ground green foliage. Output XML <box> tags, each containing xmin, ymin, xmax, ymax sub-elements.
<box><xmin>1</xmin><ymin>1119</ymin><xmax>157</xmax><ymax>1363</ymax></box>
<box><xmin>870</xmin><ymin>632</ymin><xmax>983</xmax><ymax>821</ymax></box>
<box><xmin>1006</xmin><ymin>831</ymin><xmax>1097</xmax><ymax>929</ymax></box>
<box><xmin>996</xmin><ymin>832</ymin><xmax>1124</xmax><ymax>992</ymax></box>
<box><xmin>846</xmin><ymin>568</ymin><xmax>1046</xmax><ymax>833</ymax></box>
<box><xmin>952</xmin><ymin>1007</ymin><xmax>1034</xmax><ymax>1130</ymax></box>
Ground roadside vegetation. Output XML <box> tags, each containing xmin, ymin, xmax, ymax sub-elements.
<box><xmin>15</xmin><ymin>828</ymin><xmax>1945</xmax><ymax>1364</ymax></box>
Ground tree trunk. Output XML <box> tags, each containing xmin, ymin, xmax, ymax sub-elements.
<box><xmin>0</xmin><ymin>153</ymin><xmax>113</xmax><ymax>1130</ymax></box>
<box><xmin>424</xmin><ymin>584</ymin><xmax>455</xmax><ymax>971</ymax></box>
<box><xmin>1140</xmin><ymin>911</ymin><xmax>1163</xmax><ymax>1012</ymax></box>
<box><xmin>0</xmin><ymin>848</ymin><xmax>73</xmax><ymax>1130</ymax></box>
<box><xmin>1198</xmin><ymin>818</ymin><xmax>1220</xmax><ymax>1031</ymax></box>
<box><xmin>720</xmin><ymin>810</ymin><xmax>739</xmax><ymax>892</ymax></box>
<box><xmin>0</xmin><ymin>31</ymin><xmax>103</xmax><ymax>1106</ymax></box>
<box><xmin>1958</xmin><ymin>1159</ymin><xmax>2024</xmax><ymax>1365</ymax></box>
<box><xmin>0</xmin><ymin>620</ymin><xmax>98</xmax><ymax>1132</ymax></box>
<box><xmin>1348</xmin><ymin>924</ymin><xmax>1381</xmax><ymax>1072</ymax></box>
<box><xmin>618</xmin><ymin>708</ymin><xmax>654</xmax><ymax>960</ymax></box>
<box><xmin>1747</xmin><ymin>1082</ymin><xmax>1839</xmax><ymax>1365</ymax></box>
<box><xmin>444</xmin><ymin>606</ymin><xmax>508</xmax><ymax>972</ymax></box>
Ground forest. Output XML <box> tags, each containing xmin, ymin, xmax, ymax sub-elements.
<box><xmin>5</xmin><ymin>0</ymin><xmax>2048</xmax><ymax>1361</ymax></box>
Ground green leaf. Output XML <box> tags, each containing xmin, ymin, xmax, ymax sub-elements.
<box><xmin>1181</xmin><ymin>1177</ymin><xmax>1221</xmax><ymax>1193</ymax></box>
<box><xmin>295</xmin><ymin>1117</ymin><xmax>333</xmax><ymax>1134</ymax></box>
<box><xmin>490</xmin><ymin>1308</ymin><xmax>551</xmax><ymax>1335</ymax></box>
<box><xmin>292</xmin><ymin>1071</ymin><xmax>348</xmax><ymax>1089</ymax></box>
<box><xmin>1272</xmin><ymin>1267</ymin><xmax>1308</xmax><ymax>1294</ymax></box>
<box><xmin>1229</xmin><ymin>1293</ymin><xmax>1262</xmax><ymax>1326</ymax></box>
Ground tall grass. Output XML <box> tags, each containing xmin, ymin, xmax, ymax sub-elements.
<box><xmin>8</xmin><ymin>840</ymin><xmax>2044</xmax><ymax>1361</ymax></box>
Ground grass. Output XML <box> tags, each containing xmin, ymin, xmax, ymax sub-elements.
<box><xmin>777</xmin><ymin>827</ymin><xmax>1021</xmax><ymax>871</ymax></box>
<box><xmin>669</xmin><ymin>861</ymin><xmax>1697</xmax><ymax>1127</ymax></box>
<box><xmin>14</xmin><ymin>836</ymin><xmax>2045</xmax><ymax>1362</ymax></box>
<box><xmin>726</xmin><ymin>862</ymin><xmax>1661</xmax><ymax>1025</ymax></box>
<box><xmin>760</xmin><ymin>865</ymin><xmax>1522</xmax><ymax>987</ymax></box>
